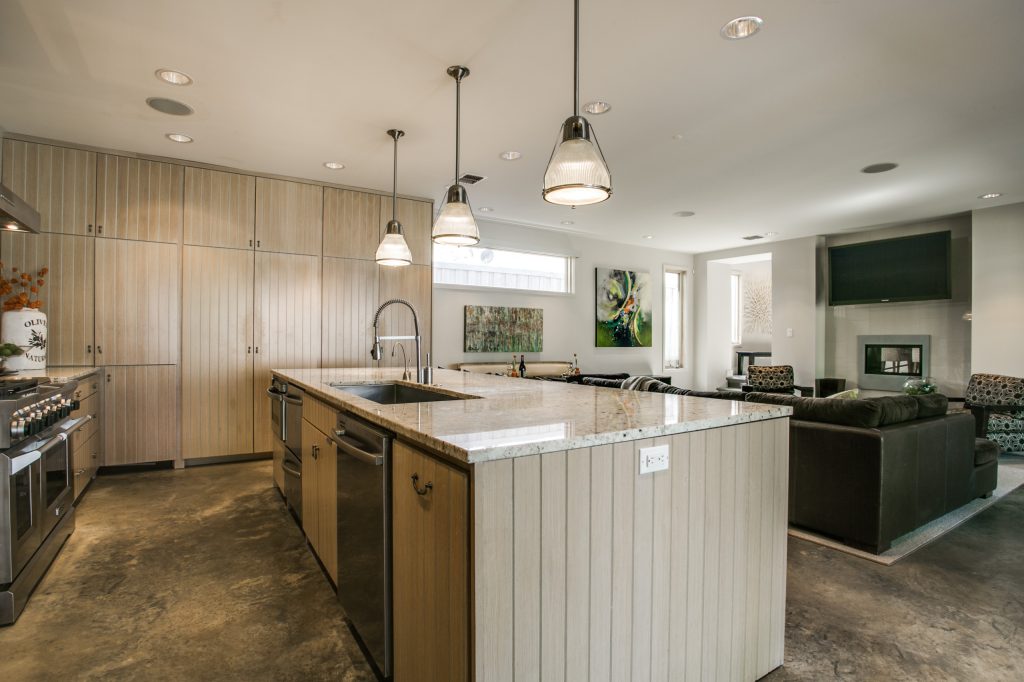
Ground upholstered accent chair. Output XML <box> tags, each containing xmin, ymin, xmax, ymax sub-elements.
<box><xmin>961</xmin><ymin>373</ymin><xmax>1024</xmax><ymax>453</ymax></box>
<box><xmin>742</xmin><ymin>365</ymin><xmax>814</xmax><ymax>396</ymax></box>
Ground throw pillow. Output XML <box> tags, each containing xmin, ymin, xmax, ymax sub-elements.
<box><xmin>826</xmin><ymin>388</ymin><xmax>860</xmax><ymax>400</ymax></box>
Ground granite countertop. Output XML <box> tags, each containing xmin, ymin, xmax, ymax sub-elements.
<box><xmin>273</xmin><ymin>368</ymin><xmax>792</xmax><ymax>464</ymax></box>
<box><xmin>3</xmin><ymin>366</ymin><xmax>102</xmax><ymax>383</ymax></box>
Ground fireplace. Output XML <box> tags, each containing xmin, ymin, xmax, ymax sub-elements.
<box><xmin>857</xmin><ymin>335</ymin><xmax>931</xmax><ymax>391</ymax></box>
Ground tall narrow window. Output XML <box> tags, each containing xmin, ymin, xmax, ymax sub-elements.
<box><xmin>664</xmin><ymin>269</ymin><xmax>685</xmax><ymax>369</ymax></box>
<box><xmin>730</xmin><ymin>272</ymin><xmax>742</xmax><ymax>345</ymax></box>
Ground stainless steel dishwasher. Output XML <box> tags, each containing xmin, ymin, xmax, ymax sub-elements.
<box><xmin>333</xmin><ymin>411</ymin><xmax>393</xmax><ymax>680</ymax></box>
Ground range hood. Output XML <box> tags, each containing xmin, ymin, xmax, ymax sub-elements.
<box><xmin>0</xmin><ymin>183</ymin><xmax>40</xmax><ymax>234</ymax></box>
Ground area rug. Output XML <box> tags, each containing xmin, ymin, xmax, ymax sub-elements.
<box><xmin>788</xmin><ymin>460</ymin><xmax>1024</xmax><ymax>565</ymax></box>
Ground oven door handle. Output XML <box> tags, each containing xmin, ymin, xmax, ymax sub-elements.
<box><xmin>281</xmin><ymin>394</ymin><xmax>302</xmax><ymax>406</ymax></box>
<box><xmin>266</xmin><ymin>387</ymin><xmax>286</xmax><ymax>401</ymax></box>
<box><xmin>59</xmin><ymin>414</ymin><xmax>94</xmax><ymax>439</ymax></box>
<box><xmin>281</xmin><ymin>461</ymin><xmax>302</xmax><ymax>478</ymax></box>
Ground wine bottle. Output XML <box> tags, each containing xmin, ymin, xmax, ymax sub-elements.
<box><xmin>519</xmin><ymin>354</ymin><xmax>527</xmax><ymax>378</ymax></box>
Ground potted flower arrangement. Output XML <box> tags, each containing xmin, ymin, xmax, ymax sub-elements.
<box><xmin>0</xmin><ymin>263</ymin><xmax>48</xmax><ymax>370</ymax></box>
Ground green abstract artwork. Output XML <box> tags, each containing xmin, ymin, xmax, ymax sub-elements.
<box><xmin>464</xmin><ymin>305</ymin><xmax>544</xmax><ymax>353</ymax></box>
<box><xmin>595</xmin><ymin>268</ymin><xmax>652</xmax><ymax>347</ymax></box>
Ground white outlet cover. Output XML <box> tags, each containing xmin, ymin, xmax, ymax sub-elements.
<box><xmin>639</xmin><ymin>444</ymin><xmax>670</xmax><ymax>475</ymax></box>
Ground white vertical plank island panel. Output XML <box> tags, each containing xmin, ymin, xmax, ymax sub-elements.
<box><xmin>472</xmin><ymin>418</ymin><xmax>789</xmax><ymax>681</ymax></box>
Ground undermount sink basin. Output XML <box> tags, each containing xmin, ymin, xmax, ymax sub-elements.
<box><xmin>330</xmin><ymin>382</ymin><xmax>470</xmax><ymax>405</ymax></box>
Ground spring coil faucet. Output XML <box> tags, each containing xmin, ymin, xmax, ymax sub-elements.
<box><xmin>370</xmin><ymin>298</ymin><xmax>424</xmax><ymax>383</ymax></box>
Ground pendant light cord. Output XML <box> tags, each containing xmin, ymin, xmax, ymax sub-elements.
<box><xmin>392</xmin><ymin>133</ymin><xmax>398</xmax><ymax>222</ymax></box>
<box><xmin>455</xmin><ymin>75</ymin><xmax>462</xmax><ymax>184</ymax></box>
<box><xmin>574</xmin><ymin>0</ymin><xmax>580</xmax><ymax>116</ymax></box>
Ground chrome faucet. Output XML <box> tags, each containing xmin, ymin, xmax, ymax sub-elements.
<box><xmin>370</xmin><ymin>299</ymin><xmax>423</xmax><ymax>383</ymax></box>
<box><xmin>392</xmin><ymin>343</ymin><xmax>410</xmax><ymax>381</ymax></box>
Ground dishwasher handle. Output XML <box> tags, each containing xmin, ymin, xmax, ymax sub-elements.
<box><xmin>332</xmin><ymin>432</ymin><xmax>385</xmax><ymax>466</ymax></box>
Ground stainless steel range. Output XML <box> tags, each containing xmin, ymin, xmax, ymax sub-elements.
<box><xmin>0</xmin><ymin>377</ymin><xmax>91</xmax><ymax>625</ymax></box>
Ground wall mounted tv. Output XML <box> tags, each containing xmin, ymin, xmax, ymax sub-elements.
<box><xmin>828</xmin><ymin>230</ymin><xmax>952</xmax><ymax>306</ymax></box>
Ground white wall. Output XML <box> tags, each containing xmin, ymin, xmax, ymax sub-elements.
<box><xmin>432</xmin><ymin>220</ymin><xmax>695</xmax><ymax>386</ymax></box>
<box><xmin>824</xmin><ymin>214</ymin><xmax>972</xmax><ymax>396</ymax></box>
<box><xmin>971</xmin><ymin>202</ymin><xmax>1024</xmax><ymax>378</ymax></box>
<box><xmin>703</xmin><ymin>262</ymin><xmax>733</xmax><ymax>388</ymax></box>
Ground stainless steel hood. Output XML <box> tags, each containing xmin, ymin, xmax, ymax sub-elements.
<box><xmin>0</xmin><ymin>183</ymin><xmax>40</xmax><ymax>234</ymax></box>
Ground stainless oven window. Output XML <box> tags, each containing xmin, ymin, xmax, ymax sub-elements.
<box><xmin>13</xmin><ymin>467</ymin><xmax>33</xmax><ymax>539</ymax></box>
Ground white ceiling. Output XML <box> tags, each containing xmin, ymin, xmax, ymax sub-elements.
<box><xmin>1</xmin><ymin>0</ymin><xmax>1022</xmax><ymax>253</ymax></box>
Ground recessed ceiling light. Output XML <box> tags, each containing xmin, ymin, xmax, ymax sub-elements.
<box><xmin>146</xmin><ymin>97</ymin><xmax>193</xmax><ymax>116</ymax></box>
<box><xmin>478</xmin><ymin>206</ymin><xmax>494</xmax><ymax>212</ymax></box>
<box><xmin>721</xmin><ymin>16</ymin><xmax>764</xmax><ymax>40</ymax></box>
<box><xmin>861</xmin><ymin>162</ymin><xmax>898</xmax><ymax>174</ymax></box>
<box><xmin>499</xmin><ymin>151</ymin><xmax>522</xmax><ymax>161</ymax></box>
<box><xmin>165</xmin><ymin>133</ymin><xmax>193</xmax><ymax>143</ymax></box>
<box><xmin>978</xmin><ymin>192</ymin><xmax>1002</xmax><ymax>199</ymax></box>
<box><xmin>583</xmin><ymin>101</ymin><xmax>611</xmax><ymax>115</ymax></box>
<box><xmin>560</xmin><ymin>220</ymin><xmax>574</xmax><ymax>226</ymax></box>
<box><xmin>673</xmin><ymin>210</ymin><xmax>696</xmax><ymax>218</ymax></box>
<box><xmin>323</xmin><ymin>161</ymin><xmax>345</xmax><ymax>170</ymax></box>
<box><xmin>155</xmin><ymin>69</ymin><xmax>193</xmax><ymax>86</ymax></box>
<box><xmin>643</xmin><ymin>235</ymin><xmax>653</xmax><ymax>240</ymax></box>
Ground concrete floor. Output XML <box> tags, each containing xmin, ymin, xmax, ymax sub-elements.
<box><xmin>1</xmin><ymin>458</ymin><xmax>1021</xmax><ymax>681</ymax></box>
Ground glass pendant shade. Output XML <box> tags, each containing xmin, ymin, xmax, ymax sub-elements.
<box><xmin>375</xmin><ymin>220</ymin><xmax>412</xmax><ymax>266</ymax></box>
<box><xmin>432</xmin><ymin>183</ymin><xmax>480</xmax><ymax>245</ymax></box>
<box><xmin>543</xmin><ymin>115</ymin><xmax>611</xmax><ymax>206</ymax></box>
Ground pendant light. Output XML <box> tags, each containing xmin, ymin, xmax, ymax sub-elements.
<box><xmin>375</xmin><ymin>129</ymin><xmax>413</xmax><ymax>267</ymax></box>
<box><xmin>432</xmin><ymin>65</ymin><xmax>480</xmax><ymax>245</ymax></box>
<box><xmin>542</xmin><ymin>0</ymin><xmax>612</xmax><ymax>206</ymax></box>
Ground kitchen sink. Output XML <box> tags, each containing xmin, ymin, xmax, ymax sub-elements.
<box><xmin>329</xmin><ymin>382</ymin><xmax>471</xmax><ymax>405</ymax></box>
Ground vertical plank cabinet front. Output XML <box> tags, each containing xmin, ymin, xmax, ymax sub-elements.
<box><xmin>300</xmin><ymin>419</ymin><xmax>320</xmax><ymax>548</ymax></box>
<box><xmin>255</xmin><ymin>177</ymin><xmax>323</xmax><ymax>255</ymax></box>
<box><xmin>377</xmin><ymin>196</ymin><xmax>432</xmax><ymax>266</ymax></box>
<box><xmin>377</xmin><ymin>265</ymin><xmax>431</xmax><ymax>369</ymax></box>
<box><xmin>1</xmin><ymin>139</ymin><xmax>96</xmax><ymax>235</ymax></box>
<box><xmin>392</xmin><ymin>441</ymin><xmax>469</xmax><ymax>682</ymax></box>
<box><xmin>0</xmin><ymin>232</ymin><xmax>94</xmax><ymax>366</ymax></box>
<box><xmin>321</xmin><ymin>257</ymin><xmax>377</xmax><ymax>368</ymax></box>
<box><xmin>95</xmin><ymin>239</ymin><xmax>180</xmax><ymax>365</ymax></box>
<box><xmin>253</xmin><ymin>252</ymin><xmax>321</xmax><ymax>453</ymax></box>
<box><xmin>316</xmin><ymin>429</ymin><xmax>337</xmax><ymax>584</ymax></box>
<box><xmin>95</xmin><ymin>154</ymin><xmax>184</xmax><ymax>242</ymax></box>
<box><xmin>182</xmin><ymin>246</ymin><xmax>255</xmax><ymax>459</ymax></box>
<box><xmin>184</xmin><ymin>167</ymin><xmax>256</xmax><ymax>249</ymax></box>
<box><xmin>104</xmin><ymin>365</ymin><xmax>179</xmax><ymax>465</ymax></box>
<box><xmin>72</xmin><ymin>431</ymin><xmax>99</xmax><ymax>500</ymax></box>
<box><xmin>323</xmin><ymin>188</ymin><xmax>380</xmax><ymax>259</ymax></box>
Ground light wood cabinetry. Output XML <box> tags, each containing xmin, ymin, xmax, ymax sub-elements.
<box><xmin>70</xmin><ymin>372</ymin><xmax>103</xmax><ymax>500</ymax></box>
<box><xmin>0</xmin><ymin>232</ymin><xmax>94</xmax><ymax>366</ymax></box>
<box><xmin>392</xmin><ymin>440</ymin><xmax>470</xmax><ymax>682</ymax></box>
<box><xmin>256</xmin><ymin>178</ymin><xmax>323</xmax><ymax>255</ymax></box>
<box><xmin>72</xmin><ymin>432</ymin><xmax>101</xmax><ymax>500</ymax></box>
<box><xmin>301</xmin><ymin>417</ymin><xmax>338</xmax><ymax>583</ymax></box>
<box><xmin>1</xmin><ymin>139</ymin><xmax>95</xmax><ymax>235</ymax></box>
<box><xmin>103</xmin><ymin>365</ymin><xmax>179</xmax><ymax>465</ymax></box>
<box><xmin>95</xmin><ymin>239</ymin><xmax>180</xmax><ymax>365</ymax></box>
<box><xmin>323</xmin><ymin>188</ymin><xmax>380</xmax><ymax>259</ymax></box>
<box><xmin>377</xmin><ymin>265</ymin><xmax>431</xmax><ymax>369</ymax></box>
<box><xmin>184</xmin><ymin>167</ymin><xmax>256</xmax><ymax>249</ymax></box>
<box><xmin>181</xmin><ymin>246</ymin><xmax>255</xmax><ymax>459</ymax></box>
<box><xmin>253</xmin><ymin>252</ymin><xmax>321</xmax><ymax>453</ymax></box>
<box><xmin>96</xmin><ymin>154</ymin><xmax>184</xmax><ymax>242</ymax></box>
<box><xmin>321</xmin><ymin>257</ymin><xmax>377</xmax><ymax>368</ymax></box>
<box><xmin>377</xmin><ymin>196</ymin><xmax>432</xmax><ymax>267</ymax></box>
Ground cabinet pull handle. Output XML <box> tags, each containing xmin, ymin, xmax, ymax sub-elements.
<box><xmin>312</xmin><ymin>444</ymin><xmax>319</xmax><ymax>460</ymax></box>
<box><xmin>255</xmin><ymin>346</ymin><xmax>260</xmax><ymax>354</ymax></box>
<box><xmin>97</xmin><ymin>225</ymin><xmax>103</xmax><ymax>235</ymax></box>
<box><xmin>96</xmin><ymin>345</ymin><xmax>103</xmax><ymax>354</ymax></box>
<box><xmin>87</xmin><ymin>224</ymin><xmax>93</xmax><ymax>233</ymax></box>
<box><xmin>411</xmin><ymin>474</ymin><xmax>433</xmax><ymax>496</ymax></box>
<box><xmin>247</xmin><ymin>346</ymin><xmax>252</xmax><ymax>354</ymax></box>
<box><xmin>86</xmin><ymin>344</ymin><xmax>92</xmax><ymax>354</ymax></box>
<box><xmin>249</xmin><ymin>239</ymin><xmax>253</xmax><ymax>247</ymax></box>
<box><xmin>106</xmin><ymin>373</ymin><xmax>111</xmax><ymax>383</ymax></box>
<box><xmin>256</xmin><ymin>240</ymin><xmax>260</xmax><ymax>248</ymax></box>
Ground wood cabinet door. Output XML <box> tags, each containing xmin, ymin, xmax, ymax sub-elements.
<box><xmin>253</xmin><ymin>252</ymin><xmax>321</xmax><ymax>452</ymax></box>
<box><xmin>184</xmin><ymin>167</ymin><xmax>256</xmax><ymax>249</ymax></box>
<box><xmin>315</xmin><ymin>429</ymin><xmax>337</xmax><ymax>584</ymax></box>
<box><xmin>377</xmin><ymin>264</ymin><xmax>431</xmax><ymax>370</ymax></box>
<box><xmin>321</xmin><ymin>256</ymin><xmax>377</xmax><ymax>368</ymax></box>
<box><xmin>182</xmin><ymin>246</ymin><xmax>255</xmax><ymax>459</ymax></box>
<box><xmin>72</xmin><ymin>431</ymin><xmax>100</xmax><ymax>501</ymax></box>
<box><xmin>95</xmin><ymin>239</ymin><xmax>180</xmax><ymax>365</ymax></box>
<box><xmin>255</xmin><ymin>177</ymin><xmax>323</xmax><ymax>255</ymax></box>
<box><xmin>323</xmin><ymin>188</ymin><xmax>380</xmax><ymax>259</ymax></box>
<box><xmin>301</xmin><ymin>418</ymin><xmax>320</xmax><ymax>547</ymax></box>
<box><xmin>103</xmin><ymin>365</ymin><xmax>179</xmax><ymax>465</ymax></box>
<box><xmin>96</xmin><ymin>154</ymin><xmax>184</xmax><ymax>242</ymax></box>
<box><xmin>392</xmin><ymin>441</ymin><xmax>470</xmax><ymax>682</ymax></box>
<box><xmin>0</xmin><ymin>232</ymin><xmax>94</xmax><ymax>366</ymax></box>
<box><xmin>1</xmin><ymin>139</ymin><xmax>95</xmax><ymax>235</ymax></box>
<box><xmin>378</xmin><ymin>196</ymin><xmax>432</xmax><ymax>267</ymax></box>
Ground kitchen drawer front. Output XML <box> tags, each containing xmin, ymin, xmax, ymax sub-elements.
<box><xmin>72</xmin><ymin>431</ymin><xmax>100</xmax><ymax>500</ymax></box>
<box><xmin>73</xmin><ymin>372</ymin><xmax>102</xmax><ymax>402</ymax></box>
<box><xmin>303</xmin><ymin>395</ymin><xmax>337</xmax><ymax>437</ymax></box>
<box><xmin>71</xmin><ymin>392</ymin><xmax>101</xmax><ymax>444</ymax></box>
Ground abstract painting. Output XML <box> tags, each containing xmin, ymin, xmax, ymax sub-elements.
<box><xmin>464</xmin><ymin>305</ymin><xmax>543</xmax><ymax>352</ymax></box>
<box><xmin>743</xmin><ymin>276</ymin><xmax>773</xmax><ymax>335</ymax></box>
<box><xmin>595</xmin><ymin>268</ymin><xmax>652</xmax><ymax>347</ymax></box>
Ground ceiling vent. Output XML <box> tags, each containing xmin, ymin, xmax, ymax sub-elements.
<box><xmin>459</xmin><ymin>173</ymin><xmax>486</xmax><ymax>185</ymax></box>
<box><xmin>741</xmin><ymin>234</ymin><xmax>764</xmax><ymax>241</ymax></box>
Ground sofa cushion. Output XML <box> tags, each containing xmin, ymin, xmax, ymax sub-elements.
<box><xmin>975</xmin><ymin>438</ymin><xmax>1000</xmax><ymax>466</ymax></box>
<box><xmin>988</xmin><ymin>413</ymin><xmax>1024</xmax><ymax>433</ymax></box>
<box><xmin>865</xmin><ymin>396</ymin><xmax>920</xmax><ymax>425</ymax></box>
<box><xmin>622</xmin><ymin>375</ymin><xmax>670</xmax><ymax>392</ymax></box>
<box><xmin>683</xmin><ymin>389</ymin><xmax>748</xmax><ymax>402</ymax></box>
<box><xmin>826</xmin><ymin>388</ymin><xmax>860</xmax><ymax>400</ymax></box>
<box><xmin>745</xmin><ymin>393</ymin><xmax>882</xmax><ymax>428</ymax></box>
<box><xmin>580</xmin><ymin>377</ymin><xmax>627</xmax><ymax>389</ymax></box>
<box><xmin>913</xmin><ymin>393</ymin><xmax>949</xmax><ymax>418</ymax></box>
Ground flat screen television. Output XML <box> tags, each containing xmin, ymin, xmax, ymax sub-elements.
<box><xmin>828</xmin><ymin>231</ymin><xmax>952</xmax><ymax>306</ymax></box>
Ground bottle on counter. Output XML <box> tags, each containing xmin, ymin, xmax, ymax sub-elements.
<box><xmin>510</xmin><ymin>355</ymin><xmax>519</xmax><ymax>378</ymax></box>
<box><xmin>519</xmin><ymin>354</ymin><xmax>527</xmax><ymax>379</ymax></box>
<box><xmin>573</xmin><ymin>353</ymin><xmax>581</xmax><ymax>375</ymax></box>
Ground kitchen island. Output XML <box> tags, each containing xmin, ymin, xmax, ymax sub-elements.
<box><xmin>274</xmin><ymin>367</ymin><xmax>792</xmax><ymax>682</ymax></box>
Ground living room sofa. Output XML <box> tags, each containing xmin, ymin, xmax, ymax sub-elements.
<box><xmin>583</xmin><ymin>377</ymin><xmax>999</xmax><ymax>553</ymax></box>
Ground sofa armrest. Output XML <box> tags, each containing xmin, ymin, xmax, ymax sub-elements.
<box><xmin>794</xmin><ymin>385</ymin><xmax>815</xmax><ymax>397</ymax></box>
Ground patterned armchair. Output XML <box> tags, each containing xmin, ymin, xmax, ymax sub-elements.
<box><xmin>742</xmin><ymin>365</ymin><xmax>814</xmax><ymax>396</ymax></box>
<box><xmin>961</xmin><ymin>373</ymin><xmax>1024</xmax><ymax>453</ymax></box>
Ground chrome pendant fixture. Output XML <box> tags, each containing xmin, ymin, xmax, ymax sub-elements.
<box><xmin>432</xmin><ymin>65</ymin><xmax>480</xmax><ymax>245</ymax></box>
<box><xmin>375</xmin><ymin>129</ymin><xmax>413</xmax><ymax>267</ymax></box>
<box><xmin>542</xmin><ymin>0</ymin><xmax>611</xmax><ymax>207</ymax></box>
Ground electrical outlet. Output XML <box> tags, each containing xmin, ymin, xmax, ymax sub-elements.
<box><xmin>639</xmin><ymin>444</ymin><xmax>670</xmax><ymax>475</ymax></box>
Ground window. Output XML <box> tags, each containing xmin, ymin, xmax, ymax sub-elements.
<box><xmin>433</xmin><ymin>244</ymin><xmax>573</xmax><ymax>294</ymax></box>
<box><xmin>664</xmin><ymin>269</ymin><xmax>685</xmax><ymax>369</ymax></box>
<box><xmin>730</xmin><ymin>272</ymin><xmax>742</xmax><ymax>345</ymax></box>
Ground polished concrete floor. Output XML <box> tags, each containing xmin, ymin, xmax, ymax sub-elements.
<box><xmin>1</xmin><ymin>458</ymin><xmax>1021</xmax><ymax>681</ymax></box>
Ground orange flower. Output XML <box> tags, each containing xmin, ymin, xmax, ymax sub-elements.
<box><xmin>39</xmin><ymin>268</ymin><xmax>48</xmax><ymax>276</ymax></box>
<box><xmin>37</xmin><ymin>280</ymin><xmax>44</xmax><ymax>287</ymax></box>
<box><xmin>30</xmin><ymin>286</ymin><xmax>37</xmax><ymax>293</ymax></box>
